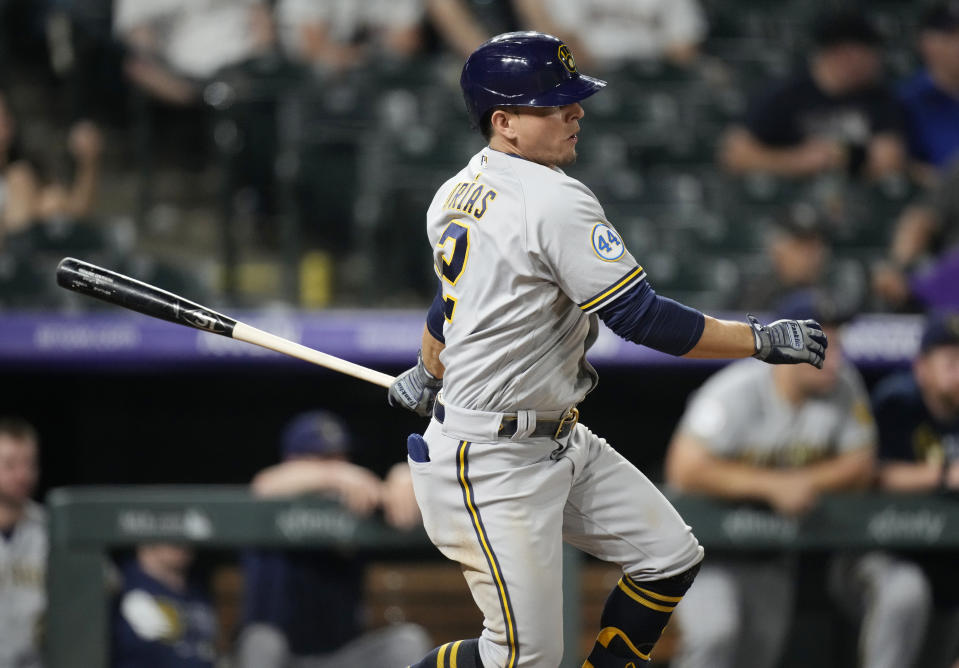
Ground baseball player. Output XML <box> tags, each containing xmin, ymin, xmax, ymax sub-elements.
<box><xmin>388</xmin><ymin>32</ymin><xmax>827</xmax><ymax>668</ymax></box>
<box><xmin>112</xmin><ymin>543</ymin><xmax>217</xmax><ymax>668</ymax></box>
<box><xmin>0</xmin><ymin>417</ymin><xmax>45</xmax><ymax>668</ymax></box>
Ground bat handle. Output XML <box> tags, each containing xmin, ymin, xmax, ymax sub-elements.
<box><xmin>232</xmin><ymin>323</ymin><xmax>396</xmax><ymax>388</ymax></box>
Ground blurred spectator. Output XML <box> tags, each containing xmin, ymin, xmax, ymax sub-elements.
<box><xmin>47</xmin><ymin>0</ymin><xmax>128</xmax><ymax>126</ymax></box>
<box><xmin>30</xmin><ymin>119</ymin><xmax>104</xmax><ymax>225</ymax></box>
<box><xmin>720</xmin><ymin>9</ymin><xmax>906</xmax><ymax>180</ymax></box>
<box><xmin>665</xmin><ymin>295</ymin><xmax>931</xmax><ymax>668</ymax></box>
<box><xmin>873</xmin><ymin>159</ymin><xmax>959</xmax><ymax>310</ymax></box>
<box><xmin>423</xmin><ymin>0</ymin><xmax>491</xmax><ymax>59</ymax></box>
<box><xmin>513</xmin><ymin>0</ymin><xmax>707</xmax><ymax>70</ymax></box>
<box><xmin>898</xmin><ymin>1</ymin><xmax>959</xmax><ymax>187</ymax></box>
<box><xmin>114</xmin><ymin>0</ymin><xmax>275</xmax><ymax>180</ymax></box>
<box><xmin>0</xmin><ymin>118</ymin><xmax>104</xmax><ymax>249</ymax></box>
<box><xmin>112</xmin><ymin>543</ymin><xmax>217</xmax><ymax>668</ymax></box>
<box><xmin>0</xmin><ymin>417</ymin><xmax>45</xmax><ymax>668</ymax></box>
<box><xmin>114</xmin><ymin>0</ymin><xmax>274</xmax><ymax>107</ymax></box>
<box><xmin>275</xmin><ymin>0</ymin><xmax>425</xmax><ymax>73</ymax></box>
<box><xmin>0</xmin><ymin>90</ymin><xmax>37</xmax><ymax>237</ymax></box>
<box><xmin>0</xmin><ymin>117</ymin><xmax>107</xmax><ymax>309</ymax></box>
<box><xmin>235</xmin><ymin>410</ymin><xmax>431</xmax><ymax>668</ymax></box>
<box><xmin>734</xmin><ymin>203</ymin><xmax>830</xmax><ymax>311</ymax></box>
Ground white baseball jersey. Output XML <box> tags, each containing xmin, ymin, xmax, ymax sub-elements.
<box><xmin>427</xmin><ymin>146</ymin><xmax>645</xmax><ymax>413</ymax></box>
<box><xmin>0</xmin><ymin>502</ymin><xmax>47</xmax><ymax>668</ymax></box>
<box><xmin>413</xmin><ymin>146</ymin><xmax>702</xmax><ymax>668</ymax></box>
<box><xmin>678</xmin><ymin>358</ymin><xmax>876</xmax><ymax>464</ymax></box>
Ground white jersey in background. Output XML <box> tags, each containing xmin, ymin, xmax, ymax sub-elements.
<box><xmin>0</xmin><ymin>501</ymin><xmax>47</xmax><ymax>668</ymax></box>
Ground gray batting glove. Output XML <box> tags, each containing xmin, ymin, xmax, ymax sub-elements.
<box><xmin>388</xmin><ymin>351</ymin><xmax>443</xmax><ymax>417</ymax></box>
<box><xmin>748</xmin><ymin>314</ymin><xmax>827</xmax><ymax>369</ymax></box>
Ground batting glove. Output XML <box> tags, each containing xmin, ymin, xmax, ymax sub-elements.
<box><xmin>748</xmin><ymin>314</ymin><xmax>827</xmax><ymax>369</ymax></box>
<box><xmin>388</xmin><ymin>351</ymin><xmax>443</xmax><ymax>417</ymax></box>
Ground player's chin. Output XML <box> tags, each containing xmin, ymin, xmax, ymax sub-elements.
<box><xmin>556</xmin><ymin>146</ymin><xmax>578</xmax><ymax>167</ymax></box>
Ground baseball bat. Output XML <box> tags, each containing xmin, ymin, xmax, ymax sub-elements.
<box><xmin>55</xmin><ymin>257</ymin><xmax>396</xmax><ymax>388</ymax></box>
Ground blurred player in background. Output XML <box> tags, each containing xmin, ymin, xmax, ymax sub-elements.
<box><xmin>874</xmin><ymin>311</ymin><xmax>959</xmax><ymax>491</ymax></box>
<box><xmin>111</xmin><ymin>543</ymin><xmax>217</xmax><ymax>668</ymax></box>
<box><xmin>0</xmin><ymin>417</ymin><xmax>45</xmax><ymax>668</ymax></box>
<box><xmin>865</xmin><ymin>311</ymin><xmax>959</xmax><ymax>667</ymax></box>
<box><xmin>235</xmin><ymin>410</ymin><xmax>430</xmax><ymax>668</ymax></box>
<box><xmin>389</xmin><ymin>31</ymin><xmax>828</xmax><ymax>668</ymax></box>
<box><xmin>665</xmin><ymin>292</ymin><xmax>931</xmax><ymax>668</ymax></box>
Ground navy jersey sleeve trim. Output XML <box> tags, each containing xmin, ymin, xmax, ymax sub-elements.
<box><xmin>577</xmin><ymin>265</ymin><xmax>646</xmax><ymax>313</ymax></box>
<box><xmin>598</xmin><ymin>281</ymin><xmax>705</xmax><ymax>356</ymax></box>
<box><xmin>426</xmin><ymin>281</ymin><xmax>447</xmax><ymax>343</ymax></box>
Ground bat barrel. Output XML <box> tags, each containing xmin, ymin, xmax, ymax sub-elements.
<box><xmin>56</xmin><ymin>257</ymin><xmax>237</xmax><ymax>336</ymax></box>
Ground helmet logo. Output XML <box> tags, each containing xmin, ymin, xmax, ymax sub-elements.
<box><xmin>558</xmin><ymin>44</ymin><xmax>577</xmax><ymax>73</ymax></box>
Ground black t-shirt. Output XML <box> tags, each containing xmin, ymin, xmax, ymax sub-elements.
<box><xmin>872</xmin><ymin>371</ymin><xmax>959</xmax><ymax>464</ymax></box>
<box><xmin>744</xmin><ymin>70</ymin><xmax>904</xmax><ymax>151</ymax></box>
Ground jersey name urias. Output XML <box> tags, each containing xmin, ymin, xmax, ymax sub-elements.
<box><xmin>427</xmin><ymin>147</ymin><xmax>644</xmax><ymax>412</ymax></box>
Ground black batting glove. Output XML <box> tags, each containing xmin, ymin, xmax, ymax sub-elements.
<box><xmin>748</xmin><ymin>314</ymin><xmax>827</xmax><ymax>369</ymax></box>
<box><xmin>388</xmin><ymin>351</ymin><xmax>443</xmax><ymax>417</ymax></box>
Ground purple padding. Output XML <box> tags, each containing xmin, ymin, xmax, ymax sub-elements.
<box><xmin>0</xmin><ymin>311</ymin><xmax>920</xmax><ymax>370</ymax></box>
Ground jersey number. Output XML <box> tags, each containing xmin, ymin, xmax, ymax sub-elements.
<box><xmin>436</xmin><ymin>221</ymin><xmax>470</xmax><ymax>322</ymax></box>
<box><xmin>597</xmin><ymin>230</ymin><xmax>620</xmax><ymax>253</ymax></box>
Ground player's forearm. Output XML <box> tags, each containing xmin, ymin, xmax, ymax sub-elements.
<box><xmin>799</xmin><ymin>447</ymin><xmax>875</xmax><ymax>493</ymax></box>
<box><xmin>252</xmin><ymin>461</ymin><xmax>339</xmax><ymax>497</ymax></box>
<box><xmin>671</xmin><ymin>456</ymin><xmax>789</xmax><ymax>504</ymax></box>
<box><xmin>421</xmin><ymin>324</ymin><xmax>446</xmax><ymax>378</ymax></box>
<box><xmin>682</xmin><ymin>316</ymin><xmax>755</xmax><ymax>359</ymax></box>
<box><xmin>877</xmin><ymin>461</ymin><xmax>942</xmax><ymax>492</ymax></box>
<box><xmin>666</xmin><ymin>435</ymin><xmax>786</xmax><ymax>503</ymax></box>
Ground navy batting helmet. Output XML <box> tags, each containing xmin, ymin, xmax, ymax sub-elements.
<box><xmin>460</xmin><ymin>31</ymin><xmax>607</xmax><ymax>129</ymax></box>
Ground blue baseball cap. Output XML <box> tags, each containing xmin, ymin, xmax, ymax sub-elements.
<box><xmin>919</xmin><ymin>311</ymin><xmax>959</xmax><ymax>354</ymax></box>
<box><xmin>280</xmin><ymin>411</ymin><xmax>351</xmax><ymax>459</ymax></box>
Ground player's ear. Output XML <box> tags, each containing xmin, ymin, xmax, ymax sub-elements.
<box><xmin>489</xmin><ymin>108</ymin><xmax>519</xmax><ymax>140</ymax></box>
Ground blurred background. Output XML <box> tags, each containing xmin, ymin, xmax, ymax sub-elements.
<box><xmin>0</xmin><ymin>0</ymin><xmax>957</xmax><ymax>667</ymax></box>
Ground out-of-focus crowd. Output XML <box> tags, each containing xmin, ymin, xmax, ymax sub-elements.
<box><xmin>0</xmin><ymin>0</ymin><xmax>955</xmax><ymax>310</ymax></box>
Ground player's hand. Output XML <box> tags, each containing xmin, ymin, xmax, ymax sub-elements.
<box><xmin>765</xmin><ymin>471</ymin><xmax>819</xmax><ymax>517</ymax></box>
<box><xmin>388</xmin><ymin>350</ymin><xmax>442</xmax><ymax>417</ymax></box>
<box><xmin>748</xmin><ymin>315</ymin><xmax>827</xmax><ymax>369</ymax></box>
<box><xmin>329</xmin><ymin>462</ymin><xmax>384</xmax><ymax>517</ymax></box>
<box><xmin>381</xmin><ymin>462</ymin><xmax>421</xmax><ymax>530</ymax></box>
